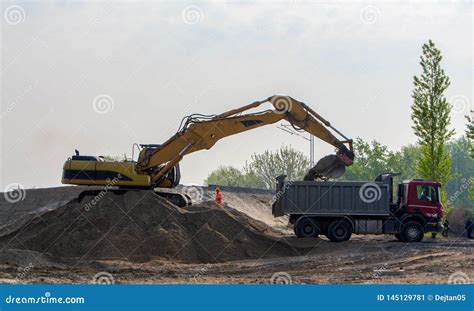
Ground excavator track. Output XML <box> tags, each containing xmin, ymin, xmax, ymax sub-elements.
<box><xmin>76</xmin><ymin>187</ymin><xmax>191</xmax><ymax>207</ymax></box>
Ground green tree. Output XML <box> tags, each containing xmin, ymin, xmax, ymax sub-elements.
<box><xmin>445</xmin><ymin>136</ymin><xmax>474</xmax><ymax>208</ymax></box>
<box><xmin>343</xmin><ymin>138</ymin><xmax>397</xmax><ymax>181</ymax></box>
<box><xmin>342</xmin><ymin>138</ymin><xmax>421</xmax><ymax>183</ymax></box>
<box><xmin>466</xmin><ymin>112</ymin><xmax>474</xmax><ymax>201</ymax></box>
<box><xmin>466</xmin><ymin>112</ymin><xmax>474</xmax><ymax>158</ymax></box>
<box><xmin>411</xmin><ymin>40</ymin><xmax>455</xmax><ymax>201</ymax></box>
<box><xmin>204</xmin><ymin>166</ymin><xmax>247</xmax><ymax>187</ymax></box>
<box><xmin>246</xmin><ymin>145</ymin><xmax>310</xmax><ymax>189</ymax></box>
<box><xmin>392</xmin><ymin>144</ymin><xmax>420</xmax><ymax>180</ymax></box>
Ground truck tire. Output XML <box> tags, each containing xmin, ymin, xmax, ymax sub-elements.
<box><xmin>394</xmin><ymin>233</ymin><xmax>406</xmax><ymax>242</ymax></box>
<box><xmin>295</xmin><ymin>217</ymin><xmax>320</xmax><ymax>238</ymax></box>
<box><xmin>401</xmin><ymin>221</ymin><xmax>423</xmax><ymax>242</ymax></box>
<box><xmin>326</xmin><ymin>220</ymin><xmax>352</xmax><ymax>242</ymax></box>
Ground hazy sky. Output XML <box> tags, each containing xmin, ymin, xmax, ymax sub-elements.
<box><xmin>1</xmin><ymin>0</ymin><xmax>472</xmax><ymax>189</ymax></box>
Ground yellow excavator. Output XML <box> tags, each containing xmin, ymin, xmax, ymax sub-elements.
<box><xmin>62</xmin><ymin>95</ymin><xmax>354</xmax><ymax>206</ymax></box>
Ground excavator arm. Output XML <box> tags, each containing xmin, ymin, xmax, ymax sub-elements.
<box><xmin>136</xmin><ymin>96</ymin><xmax>354</xmax><ymax>187</ymax></box>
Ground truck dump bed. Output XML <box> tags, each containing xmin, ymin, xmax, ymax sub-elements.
<box><xmin>272</xmin><ymin>176</ymin><xmax>391</xmax><ymax>217</ymax></box>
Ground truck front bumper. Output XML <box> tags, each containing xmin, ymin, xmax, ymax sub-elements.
<box><xmin>425</xmin><ymin>221</ymin><xmax>443</xmax><ymax>233</ymax></box>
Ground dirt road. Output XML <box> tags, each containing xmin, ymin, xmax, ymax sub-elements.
<box><xmin>0</xmin><ymin>235</ymin><xmax>471</xmax><ymax>284</ymax></box>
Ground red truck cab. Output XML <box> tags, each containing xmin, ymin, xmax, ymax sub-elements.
<box><xmin>394</xmin><ymin>179</ymin><xmax>443</xmax><ymax>239</ymax></box>
<box><xmin>404</xmin><ymin>180</ymin><xmax>443</xmax><ymax>219</ymax></box>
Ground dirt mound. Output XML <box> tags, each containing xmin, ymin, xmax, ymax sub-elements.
<box><xmin>196</xmin><ymin>185</ymin><xmax>289</xmax><ymax>229</ymax></box>
<box><xmin>0</xmin><ymin>186</ymin><xmax>90</xmax><ymax>237</ymax></box>
<box><xmin>1</xmin><ymin>191</ymin><xmax>304</xmax><ymax>263</ymax></box>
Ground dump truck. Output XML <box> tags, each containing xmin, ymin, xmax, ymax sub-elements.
<box><xmin>272</xmin><ymin>173</ymin><xmax>443</xmax><ymax>242</ymax></box>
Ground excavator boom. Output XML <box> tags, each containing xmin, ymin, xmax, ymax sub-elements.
<box><xmin>136</xmin><ymin>96</ymin><xmax>353</xmax><ymax>186</ymax></box>
<box><xmin>62</xmin><ymin>95</ymin><xmax>354</xmax><ymax>193</ymax></box>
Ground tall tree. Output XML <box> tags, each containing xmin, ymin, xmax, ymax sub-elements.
<box><xmin>411</xmin><ymin>40</ymin><xmax>455</xmax><ymax>199</ymax></box>
<box><xmin>466</xmin><ymin>111</ymin><xmax>474</xmax><ymax>201</ymax></box>
<box><xmin>445</xmin><ymin>136</ymin><xmax>474</xmax><ymax>208</ymax></box>
<box><xmin>466</xmin><ymin>111</ymin><xmax>474</xmax><ymax>158</ymax></box>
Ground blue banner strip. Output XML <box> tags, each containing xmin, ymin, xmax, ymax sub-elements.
<box><xmin>0</xmin><ymin>284</ymin><xmax>472</xmax><ymax>311</ymax></box>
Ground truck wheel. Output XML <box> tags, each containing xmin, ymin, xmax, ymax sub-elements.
<box><xmin>401</xmin><ymin>221</ymin><xmax>423</xmax><ymax>242</ymax></box>
<box><xmin>295</xmin><ymin>217</ymin><xmax>320</xmax><ymax>238</ymax></box>
<box><xmin>394</xmin><ymin>233</ymin><xmax>406</xmax><ymax>242</ymax></box>
<box><xmin>327</xmin><ymin>220</ymin><xmax>352</xmax><ymax>242</ymax></box>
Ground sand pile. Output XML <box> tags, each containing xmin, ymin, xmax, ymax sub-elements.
<box><xmin>196</xmin><ymin>185</ymin><xmax>288</xmax><ymax>229</ymax></box>
<box><xmin>0</xmin><ymin>186</ymin><xmax>90</xmax><ymax>237</ymax></box>
<box><xmin>1</xmin><ymin>190</ymin><xmax>303</xmax><ymax>263</ymax></box>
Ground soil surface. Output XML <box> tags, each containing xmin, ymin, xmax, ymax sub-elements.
<box><xmin>0</xmin><ymin>186</ymin><xmax>472</xmax><ymax>284</ymax></box>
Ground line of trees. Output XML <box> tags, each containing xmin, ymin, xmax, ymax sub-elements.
<box><xmin>466</xmin><ymin>112</ymin><xmax>474</xmax><ymax>202</ymax></box>
<box><xmin>341</xmin><ymin>136</ymin><xmax>473</xmax><ymax>209</ymax></box>
<box><xmin>205</xmin><ymin>145</ymin><xmax>309</xmax><ymax>190</ymax></box>
<box><xmin>204</xmin><ymin>136</ymin><xmax>472</xmax><ymax>209</ymax></box>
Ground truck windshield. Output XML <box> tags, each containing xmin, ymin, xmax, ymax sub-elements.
<box><xmin>416</xmin><ymin>185</ymin><xmax>438</xmax><ymax>203</ymax></box>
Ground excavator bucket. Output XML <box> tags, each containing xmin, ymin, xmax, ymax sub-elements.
<box><xmin>304</xmin><ymin>154</ymin><xmax>346</xmax><ymax>180</ymax></box>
